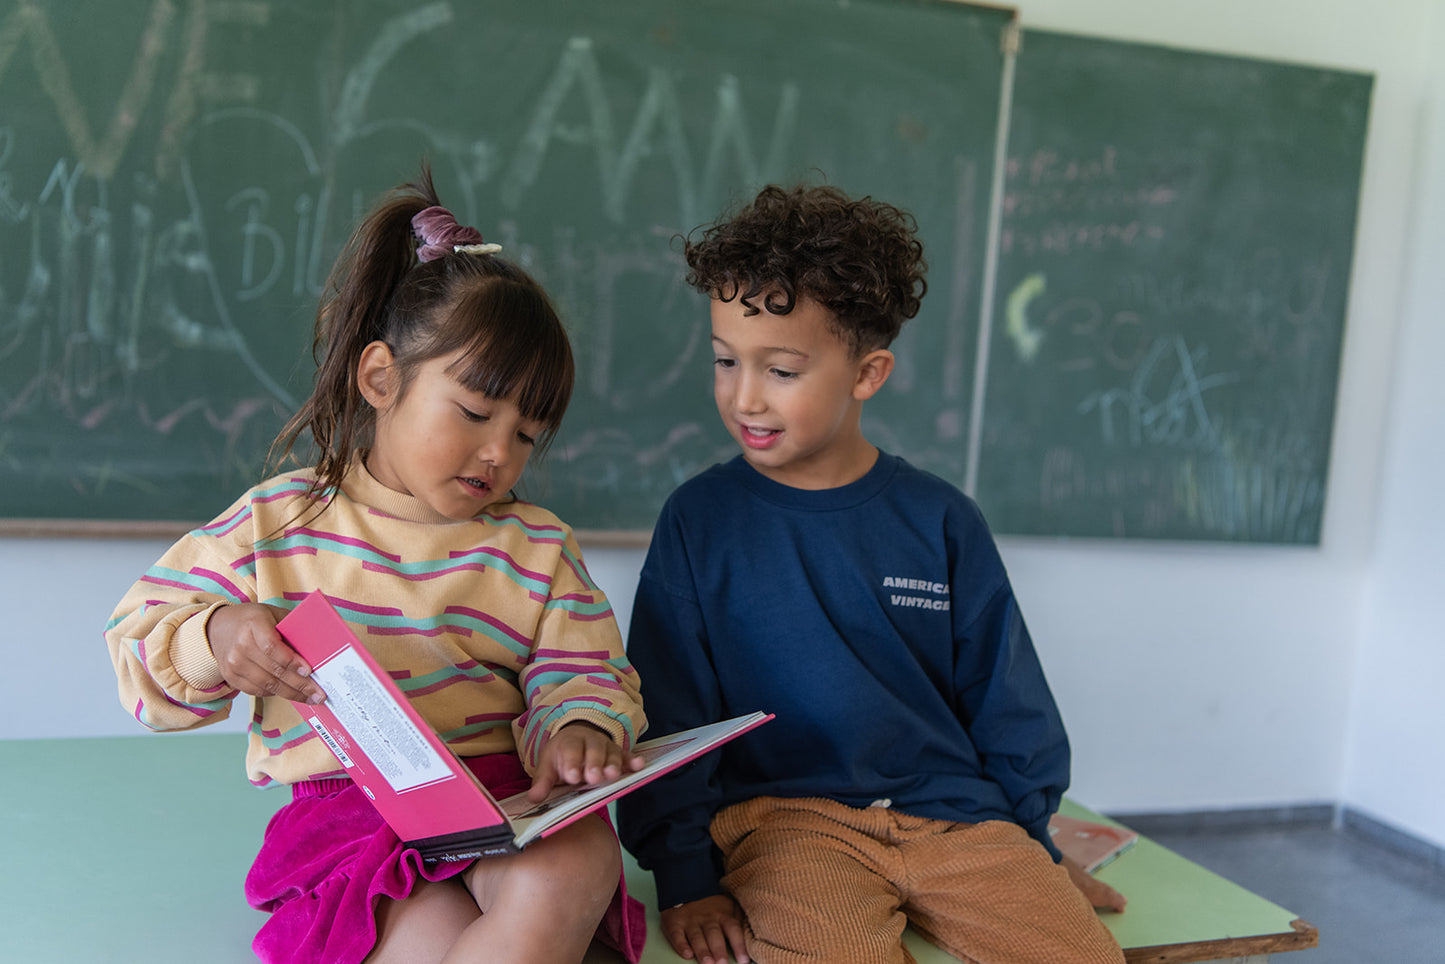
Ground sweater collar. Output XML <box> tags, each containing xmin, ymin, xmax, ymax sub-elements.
<box><xmin>724</xmin><ymin>451</ymin><xmax>899</xmax><ymax>510</ymax></box>
<box><xmin>340</xmin><ymin>454</ymin><xmax>474</xmax><ymax>526</ymax></box>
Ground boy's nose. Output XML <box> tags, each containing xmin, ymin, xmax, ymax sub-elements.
<box><xmin>735</xmin><ymin>372</ymin><xmax>765</xmax><ymax>414</ymax></box>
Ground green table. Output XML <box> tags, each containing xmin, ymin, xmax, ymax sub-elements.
<box><xmin>0</xmin><ymin>735</ymin><xmax>1316</xmax><ymax>963</ymax></box>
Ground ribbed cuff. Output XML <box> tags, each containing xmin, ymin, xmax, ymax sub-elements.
<box><xmin>169</xmin><ymin>602</ymin><xmax>228</xmax><ymax>690</ymax></box>
<box><xmin>552</xmin><ymin>708</ymin><xmax>632</xmax><ymax>751</ymax></box>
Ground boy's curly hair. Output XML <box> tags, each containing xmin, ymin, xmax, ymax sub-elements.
<box><xmin>683</xmin><ymin>183</ymin><xmax>927</xmax><ymax>356</ymax></box>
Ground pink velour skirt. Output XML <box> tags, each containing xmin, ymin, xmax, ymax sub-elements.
<box><xmin>245</xmin><ymin>752</ymin><xmax>645</xmax><ymax>963</ymax></box>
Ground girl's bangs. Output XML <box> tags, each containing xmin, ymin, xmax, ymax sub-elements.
<box><xmin>443</xmin><ymin>282</ymin><xmax>574</xmax><ymax>434</ymax></box>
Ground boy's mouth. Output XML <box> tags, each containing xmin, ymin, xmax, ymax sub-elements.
<box><xmin>740</xmin><ymin>425</ymin><xmax>782</xmax><ymax>449</ymax></box>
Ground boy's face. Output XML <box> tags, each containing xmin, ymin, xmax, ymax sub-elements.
<box><xmin>710</xmin><ymin>294</ymin><xmax>892</xmax><ymax>490</ymax></box>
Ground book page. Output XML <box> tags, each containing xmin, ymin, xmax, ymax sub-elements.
<box><xmin>309</xmin><ymin>646</ymin><xmax>456</xmax><ymax>793</ymax></box>
<box><xmin>500</xmin><ymin>711</ymin><xmax>772</xmax><ymax>846</ymax></box>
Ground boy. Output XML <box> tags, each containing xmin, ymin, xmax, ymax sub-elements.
<box><xmin>616</xmin><ymin>184</ymin><xmax>1126</xmax><ymax>964</ymax></box>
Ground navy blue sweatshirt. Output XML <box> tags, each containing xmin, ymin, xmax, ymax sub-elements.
<box><xmin>616</xmin><ymin>453</ymin><xmax>1070</xmax><ymax>908</ymax></box>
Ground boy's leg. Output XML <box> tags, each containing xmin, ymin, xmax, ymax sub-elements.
<box><xmin>712</xmin><ymin>797</ymin><xmax>916</xmax><ymax>964</ymax></box>
<box><xmin>898</xmin><ymin>818</ymin><xmax>1125</xmax><ymax>964</ymax></box>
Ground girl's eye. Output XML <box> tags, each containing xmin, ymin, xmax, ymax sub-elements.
<box><xmin>771</xmin><ymin>368</ymin><xmax>799</xmax><ymax>380</ymax></box>
<box><xmin>713</xmin><ymin>357</ymin><xmax>736</xmax><ymax>370</ymax></box>
<box><xmin>517</xmin><ymin>430</ymin><xmax>537</xmax><ymax>446</ymax></box>
<box><xmin>460</xmin><ymin>406</ymin><xmax>487</xmax><ymax>423</ymax></box>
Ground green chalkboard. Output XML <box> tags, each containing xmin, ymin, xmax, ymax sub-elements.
<box><xmin>977</xmin><ymin>31</ymin><xmax>1373</xmax><ymax>542</ymax></box>
<box><xmin>0</xmin><ymin>5</ymin><xmax>1373</xmax><ymax>543</ymax></box>
<box><xmin>0</xmin><ymin>0</ymin><xmax>1008</xmax><ymax>531</ymax></box>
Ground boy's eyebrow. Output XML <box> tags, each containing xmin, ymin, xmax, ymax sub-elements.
<box><xmin>711</xmin><ymin>335</ymin><xmax>809</xmax><ymax>359</ymax></box>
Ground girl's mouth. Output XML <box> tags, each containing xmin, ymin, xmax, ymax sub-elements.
<box><xmin>459</xmin><ymin>476</ymin><xmax>492</xmax><ymax>496</ymax></box>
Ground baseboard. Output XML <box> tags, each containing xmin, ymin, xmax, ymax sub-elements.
<box><xmin>1108</xmin><ymin>802</ymin><xmax>1335</xmax><ymax>835</ymax></box>
<box><xmin>1341</xmin><ymin>807</ymin><xmax>1445</xmax><ymax>876</ymax></box>
<box><xmin>1106</xmin><ymin>802</ymin><xmax>1445</xmax><ymax>878</ymax></box>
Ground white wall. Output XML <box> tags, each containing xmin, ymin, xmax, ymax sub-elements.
<box><xmin>2</xmin><ymin>0</ymin><xmax>1439</xmax><ymax>847</ymax></box>
<box><xmin>1342</xmin><ymin>4</ymin><xmax>1445</xmax><ymax>851</ymax></box>
<box><xmin>1009</xmin><ymin>0</ymin><xmax>1442</xmax><ymax>845</ymax></box>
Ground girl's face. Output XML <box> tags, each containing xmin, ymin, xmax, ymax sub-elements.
<box><xmin>362</xmin><ymin>346</ymin><xmax>544</xmax><ymax>520</ymax></box>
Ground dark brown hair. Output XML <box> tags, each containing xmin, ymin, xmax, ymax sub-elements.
<box><xmin>271</xmin><ymin>163</ymin><xmax>573</xmax><ymax>501</ymax></box>
<box><xmin>683</xmin><ymin>183</ymin><xmax>927</xmax><ymax>356</ymax></box>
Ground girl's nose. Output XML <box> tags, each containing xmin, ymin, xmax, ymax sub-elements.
<box><xmin>476</xmin><ymin>430</ymin><xmax>508</xmax><ymax>466</ymax></box>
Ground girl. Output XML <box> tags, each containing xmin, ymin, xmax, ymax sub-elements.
<box><xmin>104</xmin><ymin>166</ymin><xmax>647</xmax><ymax>964</ymax></box>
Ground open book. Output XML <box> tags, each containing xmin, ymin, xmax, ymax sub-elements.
<box><xmin>1048</xmin><ymin>812</ymin><xmax>1139</xmax><ymax>873</ymax></box>
<box><xmin>278</xmin><ymin>590</ymin><xmax>772</xmax><ymax>862</ymax></box>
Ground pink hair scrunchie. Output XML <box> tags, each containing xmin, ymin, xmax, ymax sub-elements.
<box><xmin>412</xmin><ymin>205</ymin><xmax>488</xmax><ymax>263</ymax></box>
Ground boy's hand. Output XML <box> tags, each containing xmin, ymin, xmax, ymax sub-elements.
<box><xmin>207</xmin><ymin>603</ymin><xmax>326</xmax><ymax>705</ymax></box>
<box><xmin>1061</xmin><ymin>854</ymin><xmax>1128</xmax><ymax>912</ymax></box>
<box><xmin>527</xmin><ymin>720</ymin><xmax>645</xmax><ymax>802</ymax></box>
<box><xmin>661</xmin><ymin>894</ymin><xmax>750</xmax><ymax>964</ymax></box>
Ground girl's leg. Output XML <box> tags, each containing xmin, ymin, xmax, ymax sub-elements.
<box><xmin>366</xmin><ymin>877</ymin><xmax>483</xmax><ymax>964</ymax></box>
<box><xmin>365</xmin><ymin>813</ymin><xmax>619</xmax><ymax>964</ymax></box>
<box><xmin>452</xmin><ymin>811</ymin><xmax>622</xmax><ymax>964</ymax></box>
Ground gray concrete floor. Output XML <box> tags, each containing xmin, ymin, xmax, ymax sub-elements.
<box><xmin>1135</xmin><ymin>822</ymin><xmax>1445</xmax><ymax>963</ymax></box>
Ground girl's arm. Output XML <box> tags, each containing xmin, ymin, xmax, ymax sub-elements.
<box><xmin>509</xmin><ymin>531</ymin><xmax>647</xmax><ymax>777</ymax></box>
<box><xmin>107</xmin><ymin>535</ymin><xmax>326</xmax><ymax>731</ymax></box>
<box><xmin>105</xmin><ymin>532</ymin><xmax>254</xmax><ymax>732</ymax></box>
<box><xmin>104</xmin><ymin>481</ymin><xmax>322</xmax><ymax>729</ymax></box>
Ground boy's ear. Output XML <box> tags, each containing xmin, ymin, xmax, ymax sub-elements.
<box><xmin>357</xmin><ymin>341</ymin><xmax>399</xmax><ymax>411</ymax></box>
<box><xmin>852</xmin><ymin>349</ymin><xmax>895</xmax><ymax>401</ymax></box>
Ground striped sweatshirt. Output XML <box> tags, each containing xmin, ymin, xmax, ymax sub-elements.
<box><xmin>104</xmin><ymin>460</ymin><xmax>645</xmax><ymax>788</ymax></box>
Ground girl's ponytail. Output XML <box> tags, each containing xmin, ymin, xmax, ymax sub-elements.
<box><xmin>270</xmin><ymin>168</ymin><xmax>441</xmax><ymax>497</ymax></box>
<box><xmin>269</xmin><ymin>161</ymin><xmax>571</xmax><ymax>516</ymax></box>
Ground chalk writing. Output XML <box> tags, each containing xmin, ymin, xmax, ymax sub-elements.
<box><xmin>0</xmin><ymin>0</ymin><xmax>868</xmax><ymax>524</ymax></box>
<box><xmin>500</xmin><ymin>36</ymin><xmax>799</xmax><ymax>228</ymax></box>
<box><xmin>0</xmin><ymin>1</ymin><xmax>1362</xmax><ymax>544</ymax></box>
<box><xmin>1077</xmin><ymin>335</ymin><xmax>1240</xmax><ymax>450</ymax></box>
<box><xmin>1000</xmin><ymin>145</ymin><xmax>1197</xmax><ymax>258</ymax></box>
<box><xmin>1004</xmin><ymin>272</ymin><xmax>1046</xmax><ymax>362</ymax></box>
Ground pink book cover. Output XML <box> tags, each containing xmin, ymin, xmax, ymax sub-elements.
<box><xmin>278</xmin><ymin>590</ymin><xmax>772</xmax><ymax>861</ymax></box>
<box><xmin>1048</xmin><ymin>813</ymin><xmax>1140</xmax><ymax>873</ymax></box>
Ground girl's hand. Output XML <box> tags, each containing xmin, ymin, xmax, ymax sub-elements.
<box><xmin>527</xmin><ymin>721</ymin><xmax>645</xmax><ymax>801</ymax></box>
<box><xmin>207</xmin><ymin>603</ymin><xmax>326</xmax><ymax>705</ymax></box>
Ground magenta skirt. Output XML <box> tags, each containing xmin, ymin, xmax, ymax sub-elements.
<box><xmin>245</xmin><ymin>753</ymin><xmax>645</xmax><ymax>963</ymax></box>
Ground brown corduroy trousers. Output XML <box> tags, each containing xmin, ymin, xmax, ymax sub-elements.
<box><xmin>711</xmin><ymin>797</ymin><xmax>1125</xmax><ymax>964</ymax></box>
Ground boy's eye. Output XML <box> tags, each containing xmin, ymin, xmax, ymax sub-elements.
<box><xmin>713</xmin><ymin>357</ymin><xmax>736</xmax><ymax>370</ymax></box>
<box><xmin>771</xmin><ymin>368</ymin><xmax>799</xmax><ymax>380</ymax></box>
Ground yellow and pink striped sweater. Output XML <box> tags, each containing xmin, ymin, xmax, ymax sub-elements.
<box><xmin>105</xmin><ymin>460</ymin><xmax>645</xmax><ymax>788</ymax></box>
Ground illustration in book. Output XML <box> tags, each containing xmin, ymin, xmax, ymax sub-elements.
<box><xmin>1048</xmin><ymin>812</ymin><xmax>1140</xmax><ymax>873</ymax></box>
